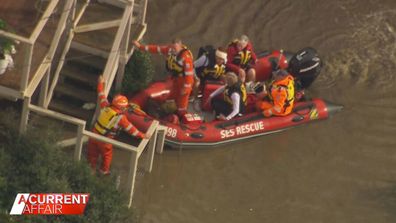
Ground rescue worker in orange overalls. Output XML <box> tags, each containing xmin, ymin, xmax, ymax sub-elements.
<box><xmin>132</xmin><ymin>38</ymin><xmax>194</xmax><ymax>116</ymax></box>
<box><xmin>256</xmin><ymin>69</ymin><xmax>295</xmax><ymax>117</ymax></box>
<box><xmin>226</xmin><ymin>35</ymin><xmax>257</xmax><ymax>90</ymax></box>
<box><xmin>87</xmin><ymin>75</ymin><xmax>148</xmax><ymax>175</ymax></box>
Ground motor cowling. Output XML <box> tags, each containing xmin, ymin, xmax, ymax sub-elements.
<box><xmin>288</xmin><ymin>47</ymin><xmax>322</xmax><ymax>89</ymax></box>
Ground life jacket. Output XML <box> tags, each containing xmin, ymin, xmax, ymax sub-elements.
<box><xmin>268</xmin><ymin>75</ymin><xmax>295</xmax><ymax>114</ymax></box>
<box><xmin>202</xmin><ymin>64</ymin><xmax>226</xmax><ymax>79</ymax></box>
<box><xmin>196</xmin><ymin>45</ymin><xmax>226</xmax><ymax>79</ymax></box>
<box><xmin>224</xmin><ymin>82</ymin><xmax>247</xmax><ymax>112</ymax></box>
<box><xmin>229</xmin><ymin>40</ymin><xmax>253</xmax><ymax>68</ymax></box>
<box><xmin>165</xmin><ymin>46</ymin><xmax>193</xmax><ymax>77</ymax></box>
<box><xmin>94</xmin><ymin>106</ymin><xmax>122</xmax><ymax>137</ymax></box>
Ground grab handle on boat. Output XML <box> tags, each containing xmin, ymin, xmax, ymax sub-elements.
<box><xmin>291</xmin><ymin>102</ymin><xmax>315</xmax><ymax>122</ymax></box>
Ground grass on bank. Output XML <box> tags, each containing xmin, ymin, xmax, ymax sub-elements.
<box><xmin>0</xmin><ymin>109</ymin><xmax>136</xmax><ymax>223</ymax></box>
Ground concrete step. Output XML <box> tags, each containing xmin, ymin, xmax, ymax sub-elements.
<box><xmin>55</xmin><ymin>82</ymin><xmax>97</xmax><ymax>103</ymax></box>
<box><xmin>73</xmin><ymin>28</ymin><xmax>116</xmax><ymax>54</ymax></box>
<box><xmin>66</xmin><ymin>49</ymin><xmax>106</xmax><ymax>71</ymax></box>
<box><xmin>49</xmin><ymin>98</ymin><xmax>94</xmax><ymax>122</ymax></box>
<box><xmin>97</xmin><ymin>0</ymin><xmax>142</xmax><ymax>11</ymax></box>
<box><xmin>79</xmin><ymin>1</ymin><xmax>124</xmax><ymax>25</ymax></box>
<box><xmin>61</xmin><ymin>64</ymin><xmax>99</xmax><ymax>88</ymax></box>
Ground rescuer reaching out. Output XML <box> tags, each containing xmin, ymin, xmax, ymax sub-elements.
<box><xmin>87</xmin><ymin>75</ymin><xmax>150</xmax><ymax>175</ymax></box>
<box><xmin>132</xmin><ymin>38</ymin><xmax>194</xmax><ymax>117</ymax></box>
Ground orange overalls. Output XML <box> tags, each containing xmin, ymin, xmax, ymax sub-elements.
<box><xmin>87</xmin><ymin>81</ymin><xmax>145</xmax><ymax>174</ymax></box>
<box><xmin>256</xmin><ymin>75</ymin><xmax>295</xmax><ymax>117</ymax></box>
<box><xmin>138</xmin><ymin>44</ymin><xmax>194</xmax><ymax>115</ymax></box>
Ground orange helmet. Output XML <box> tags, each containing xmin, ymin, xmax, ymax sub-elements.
<box><xmin>111</xmin><ymin>94</ymin><xmax>128</xmax><ymax>109</ymax></box>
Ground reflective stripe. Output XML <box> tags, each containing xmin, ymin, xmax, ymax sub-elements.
<box><xmin>144</xmin><ymin>45</ymin><xmax>149</xmax><ymax>51</ymax></box>
<box><xmin>185</xmin><ymin>71</ymin><xmax>194</xmax><ymax>76</ymax></box>
<box><xmin>157</xmin><ymin>46</ymin><xmax>162</xmax><ymax>54</ymax></box>
<box><xmin>132</xmin><ymin>130</ymin><xmax>139</xmax><ymax>136</ymax></box>
<box><xmin>150</xmin><ymin>90</ymin><xmax>170</xmax><ymax>98</ymax></box>
<box><xmin>98</xmin><ymin>92</ymin><xmax>106</xmax><ymax>97</ymax></box>
<box><xmin>184</xmin><ymin>84</ymin><xmax>192</xmax><ymax>88</ymax></box>
<box><xmin>113</xmin><ymin>115</ymin><xmax>123</xmax><ymax>130</ymax></box>
<box><xmin>100</xmin><ymin>98</ymin><xmax>107</xmax><ymax>103</ymax></box>
<box><xmin>125</xmin><ymin>124</ymin><xmax>133</xmax><ymax>131</ymax></box>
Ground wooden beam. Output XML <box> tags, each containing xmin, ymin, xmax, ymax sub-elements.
<box><xmin>30</xmin><ymin>0</ymin><xmax>60</xmax><ymax>43</ymax></box>
<box><xmin>57</xmin><ymin>137</ymin><xmax>77</xmax><ymax>147</ymax></box>
<box><xmin>145</xmin><ymin>128</ymin><xmax>157</xmax><ymax>172</ymax></box>
<box><xmin>24</xmin><ymin>59</ymin><xmax>50</xmax><ymax>97</ymax></box>
<box><xmin>0</xmin><ymin>85</ymin><xmax>23</xmax><ymax>99</ymax></box>
<box><xmin>45</xmin><ymin>0</ymin><xmax>86</xmax><ymax>107</ymax></box>
<box><xmin>83</xmin><ymin>130</ymin><xmax>139</xmax><ymax>152</ymax></box>
<box><xmin>137</xmin><ymin>120</ymin><xmax>159</xmax><ymax>157</ymax></box>
<box><xmin>115</xmin><ymin>13</ymin><xmax>131</xmax><ymax>91</ymax></box>
<box><xmin>97</xmin><ymin>0</ymin><xmax>128</xmax><ymax>8</ymax></box>
<box><xmin>139</xmin><ymin>0</ymin><xmax>148</xmax><ymax>24</ymax></box>
<box><xmin>19</xmin><ymin>96</ymin><xmax>31</xmax><ymax>134</ymax></box>
<box><xmin>47</xmin><ymin>0</ymin><xmax>75</xmax><ymax>60</ymax></box>
<box><xmin>20</xmin><ymin>43</ymin><xmax>34</xmax><ymax>92</ymax></box>
<box><xmin>0</xmin><ymin>31</ymin><xmax>31</xmax><ymax>44</ymax></box>
<box><xmin>73</xmin><ymin>0</ymin><xmax>89</xmax><ymax>27</ymax></box>
<box><xmin>127</xmin><ymin>23</ymin><xmax>146</xmax><ymax>59</ymax></box>
<box><xmin>70</xmin><ymin>41</ymin><xmax>109</xmax><ymax>58</ymax></box>
<box><xmin>155</xmin><ymin>125</ymin><xmax>167</xmax><ymax>154</ymax></box>
<box><xmin>38</xmin><ymin>67</ymin><xmax>50</xmax><ymax>107</ymax></box>
<box><xmin>75</xmin><ymin>123</ymin><xmax>86</xmax><ymax>161</ymax></box>
<box><xmin>29</xmin><ymin>104</ymin><xmax>86</xmax><ymax>126</ymax></box>
<box><xmin>74</xmin><ymin>19</ymin><xmax>122</xmax><ymax>33</ymax></box>
<box><xmin>127</xmin><ymin>151</ymin><xmax>138</xmax><ymax>208</ymax></box>
<box><xmin>57</xmin><ymin>136</ymin><xmax>88</xmax><ymax>148</ymax></box>
<box><xmin>46</xmin><ymin>31</ymin><xmax>75</xmax><ymax>107</ymax></box>
<box><xmin>103</xmin><ymin>2</ymin><xmax>134</xmax><ymax>94</ymax></box>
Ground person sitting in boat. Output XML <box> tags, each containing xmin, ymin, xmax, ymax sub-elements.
<box><xmin>194</xmin><ymin>46</ymin><xmax>228</xmax><ymax>84</ymax></box>
<box><xmin>206</xmin><ymin>72</ymin><xmax>247</xmax><ymax>120</ymax></box>
<box><xmin>226</xmin><ymin>34</ymin><xmax>257</xmax><ymax>91</ymax></box>
<box><xmin>132</xmin><ymin>38</ymin><xmax>194</xmax><ymax>117</ymax></box>
<box><xmin>193</xmin><ymin>46</ymin><xmax>227</xmax><ymax>99</ymax></box>
<box><xmin>256</xmin><ymin>69</ymin><xmax>295</xmax><ymax>117</ymax></box>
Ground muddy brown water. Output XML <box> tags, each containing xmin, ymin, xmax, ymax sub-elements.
<box><xmin>130</xmin><ymin>0</ymin><xmax>396</xmax><ymax>222</ymax></box>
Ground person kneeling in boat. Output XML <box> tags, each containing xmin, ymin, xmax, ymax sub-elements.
<box><xmin>226</xmin><ymin>34</ymin><xmax>257</xmax><ymax>91</ymax></box>
<box><xmin>206</xmin><ymin>72</ymin><xmax>247</xmax><ymax>120</ymax></box>
<box><xmin>87</xmin><ymin>75</ymin><xmax>150</xmax><ymax>175</ymax></box>
<box><xmin>256</xmin><ymin>69</ymin><xmax>295</xmax><ymax>117</ymax></box>
<box><xmin>132</xmin><ymin>38</ymin><xmax>194</xmax><ymax>117</ymax></box>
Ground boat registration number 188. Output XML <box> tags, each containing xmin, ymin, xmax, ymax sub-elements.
<box><xmin>220</xmin><ymin>121</ymin><xmax>265</xmax><ymax>139</ymax></box>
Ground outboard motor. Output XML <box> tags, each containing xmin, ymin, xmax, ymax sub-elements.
<box><xmin>288</xmin><ymin>47</ymin><xmax>322</xmax><ymax>89</ymax></box>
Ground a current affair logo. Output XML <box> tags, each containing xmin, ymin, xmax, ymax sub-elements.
<box><xmin>10</xmin><ymin>193</ymin><xmax>89</xmax><ymax>215</ymax></box>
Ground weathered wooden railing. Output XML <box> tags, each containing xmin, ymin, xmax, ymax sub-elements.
<box><xmin>28</xmin><ymin>104</ymin><xmax>167</xmax><ymax>207</ymax></box>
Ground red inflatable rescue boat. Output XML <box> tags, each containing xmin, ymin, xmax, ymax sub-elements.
<box><xmin>126</xmin><ymin>49</ymin><xmax>343</xmax><ymax>148</ymax></box>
